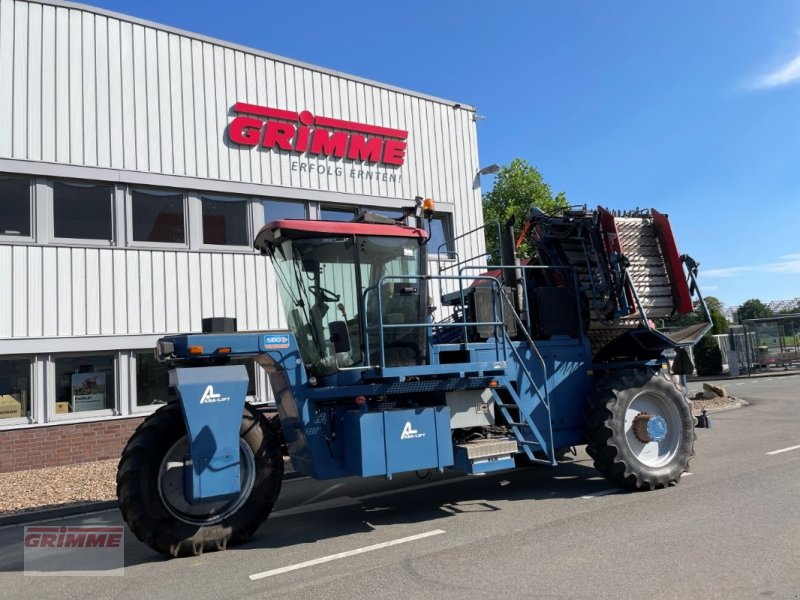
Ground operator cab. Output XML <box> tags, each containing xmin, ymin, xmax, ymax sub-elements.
<box><xmin>254</xmin><ymin>219</ymin><xmax>428</xmax><ymax>378</ymax></box>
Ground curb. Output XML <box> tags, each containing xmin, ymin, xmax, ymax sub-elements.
<box><xmin>0</xmin><ymin>500</ymin><xmax>118</xmax><ymax>527</ymax></box>
<box><xmin>689</xmin><ymin>370</ymin><xmax>800</xmax><ymax>382</ymax></box>
<box><xmin>0</xmin><ymin>471</ymin><xmax>308</xmax><ymax>527</ymax></box>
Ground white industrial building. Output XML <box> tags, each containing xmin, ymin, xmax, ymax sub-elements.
<box><xmin>0</xmin><ymin>0</ymin><xmax>487</xmax><ymax>467</ymax></box>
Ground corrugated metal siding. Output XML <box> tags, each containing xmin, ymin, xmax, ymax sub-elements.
<box><xmin>0</xmin><ymin>245</ymin><xmax>283</xmax><ymax>338</ymax></box>
<box><xmin>0</xmin><ymin>0</ymin><xmax>486</xmax><ymax>341</ymax></box>
<box><xmin>0</xmin><ymin>1</ymin><xmax>482</xmax><ymax>209</ymax></box>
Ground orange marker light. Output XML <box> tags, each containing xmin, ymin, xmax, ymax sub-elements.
<box><xmin>217</xmin><ymin>347</ymin><xmax>232</xmax><ymax>354</ymax></box>
<box><xmin>422</xmin><ymin>198</ymin><xmax>435</xmax><ymax>215</ymax></box>
<box><xmin>188</xmin><ymin>345</ymin><xmax>204</xmax><ymax>355</ymax></box>
<box><xmin>488</xmin><ymin>380</ymin><xmax>498</xmax><ymax>388</ymax></box>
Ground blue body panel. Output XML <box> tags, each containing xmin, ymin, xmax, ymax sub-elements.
<box><xmin>163</xmin><ymin>327</ymin><xmax>598</xmax><ymax>485</ymax></box>
<box><xmin>344</xmin><ymin>407</ymin><xmax>453</xmax><ymax>478</ymax></box>
<box><xmin>173</xmin><ymin>366</ymin><xmax>248</xmax><ymax>502</ymax></box>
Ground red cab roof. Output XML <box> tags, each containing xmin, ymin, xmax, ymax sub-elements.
<box><xmin>254</xmin><ymin>219</ymin><xmax>427</xmax><ymax>250</ymax></box>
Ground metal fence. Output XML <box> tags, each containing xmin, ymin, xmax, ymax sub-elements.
<box><xmin>731</xmin><ymin>314</ymin><xmax>800</xmax><ymax>375</ymax></box>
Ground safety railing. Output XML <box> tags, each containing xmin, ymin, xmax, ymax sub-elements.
<box><xmin>362</xmin><ymin>274</ymin><xmax>509</xmax><ymax>373</ymax></box>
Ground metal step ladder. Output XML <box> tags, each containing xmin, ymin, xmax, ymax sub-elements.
<box><xmin>489</xmin><ymin>298</ymin><xmax>557</xmax><ymax>466</ymax></box>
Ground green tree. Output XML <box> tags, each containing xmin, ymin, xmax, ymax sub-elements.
<box><xmin>737</xmin><ymin>298</ymin><xmax>772</xmax><ymax>322</ymax></box>
<box><xmin>482</xmin><ymin>158</ymin><xmax>568</xmax><ymax>263</ymax></box>
<box><xmin>704</xmin><ymin>296</ymin><xmax>724</xmax><ymax>315</ymax></box>
<box><xmin>703</xmin><ymin>296</ymin><xmax>729</xmax><ymax>334</ymax></box>
<box><xmin>694</xmin><ymin>333</ymin><xmax>723</xmax><ymax>376</ymax></box>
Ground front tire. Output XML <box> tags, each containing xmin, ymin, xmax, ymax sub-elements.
<box><xmin>117</xmin><ymin>403</ymin><xmax>283</xmax><ymax>556</ymax></box>
<box><xmin>585</xmin><ymin>369</ymin><xmax>694</xmax><ymax>490</ymax></box>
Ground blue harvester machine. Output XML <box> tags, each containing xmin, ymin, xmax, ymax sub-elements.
<box><xmin>117</xmin><ymin>201</ymin><xmax>711</xmax><ymax>556</ymax></box>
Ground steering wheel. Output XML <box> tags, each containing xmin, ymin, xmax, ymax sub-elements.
<box><xmin>309</xmin><ymin>285</ymin><xmax>341</xmax><ymax>303</ymax></box>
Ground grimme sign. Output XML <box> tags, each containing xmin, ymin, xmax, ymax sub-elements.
<box><xmin>227</xmin><ymin>102</ymin><xmax>408</xmax><ymax>166</ymax></box>
<box><xmin>24</xmin><ymin>526</ymin><xmax>125</xmax><ymax>576</ymax></box>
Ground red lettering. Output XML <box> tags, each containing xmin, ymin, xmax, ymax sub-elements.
<box><xmin>262</xmin><ymin>121</ymin><xmax>296</xmax><ymax>151</ymax></box>
<box><xmin>64</xmin><ymin>533</ymin><xmax>86</xmax><ymax>547</ymax></box>
<box><xmin>84</xmin><ymin>533</ymin><xmax>106</xmax><ymax>547</ymax></box>
<box><xmin>228</xmin><ymin>116</ymin><xmax>264</xmax><ymax>146</ymax></box>
<box><xmin>229</xmin><ymin>103</ymin><xmax>408</xmax><ymax>167</ymax></box>
<box><xmin>107</xmin><ymin>533</ymin><xmax>122</xmax><ymax>548</ymax></box>
<box><xmin>310</xmin><ymin>129</ymin><xmax>348</xmax><ymax>158</ymax></box>
<box><xmin>295</xmin><ymin>125</ymin><xmax>311</xmax><ymax>152</ymax></box>
<box><xmin>347</xmin><ymin>135</ymin><xmax>383</xmax><ymax>162</ymax></box>
<box><xmin>382</xmin><ymin>140</ymin><xmax>407</xmax><ymax>166</ymax></box>
<box><xmin>24</xmin><ymin>533</ymin><xmax>40</xmax><ymax>548</ymax></box>
<box><xmin>41</xmin><ymin>533</ymin><xmax>57</xmax><ymax>547</ymax></box>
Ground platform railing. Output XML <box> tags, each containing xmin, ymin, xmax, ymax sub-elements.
<box><xmin>362</xmin><ymin>274</ymin><xmax>509</xmax><ymax>374</ymax></box>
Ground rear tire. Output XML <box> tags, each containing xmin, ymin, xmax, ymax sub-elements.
<box><xmin>585</xmin><ymin>369</ymin><xmax>694</xmax><ymax>490</ymax></box>
<box><xmin>117</xmin><ymin>403</ymin><xmax>283</xmax><ymax>556</ymax></box>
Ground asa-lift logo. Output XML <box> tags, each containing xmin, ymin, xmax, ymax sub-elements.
<box><xmin>400</xmin><ymin>421</ymin><xmax>425</xmax><ymax>440</ymax></box>
<box><xmin>199</xmin><ymin>385</ymin><xmax>230</xmax><ymax>404</ymax></box>
<box><xmin>228</xmin><ymin>102</ymin><xmax>408</xmax><ymax>166</ymax></box>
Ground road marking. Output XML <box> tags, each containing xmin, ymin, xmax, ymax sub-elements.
<box><xmin>581</xmin><ymin>489</ymin><xmax>620</xmax><ymax>499</ymax></box>
<box><xmin>249</xmin><ymin>529</ymin><xmax>446</xmax><ymax>580</ymax></box>
<box><xmin>766</xmin><ymin>444</ymin><xmax>800</xmax><ymax>455</ymax></box>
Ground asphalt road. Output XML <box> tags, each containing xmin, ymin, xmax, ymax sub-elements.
<box><xmin>1</xmin><ymin>375</ymin><xmax>798</xmax><ymax>600</ymax></box>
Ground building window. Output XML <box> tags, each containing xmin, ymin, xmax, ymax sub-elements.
<box><xmin>427</xmin><ymin>215</ymin><xmax>454</xmax><ymax>257</ymax></box>
<box><xmin>54</xmin><ymin>354</ymin><xmax>115</xmax><ymax>414</ymax></box>
<box><xmin>134</xmin><ymin>351</ymin><xmax>171</xmax><ymax>408</ymax></box>
<box><xmin>263</xmin><ymin>199</ymin><xmax>306</xmax><ymax>223</ymax></box>
<box><xmin>53</xmin><ymin>181</ymin><xmax>113</xmax><ymax>241</ymax></box>
<box><xmin>0</xmin><ymin>358</ymin><xmax>31</xmax><ymax>420</ymax></box>
<box><xmin>370</xmin><ymin>208</ymin><xmax>406</xmax><ymax>222</ymax></box>
<box><xmin>134</xmin><ymin>352</ymin><xmax>256</xmax><ymax>408</ymax></box>
<box><xmin>201</xmin><ymin>196</ymin><xmax>249</xmax><ymax>246</ymax></box>
<box><xmin>320</xmin><ymin>206</ymin><xmax>356</xmax><ymax>221</ymax></box>
<box><xmin>231</xmin><ymin>358</ymin><xmax>257</xmax><ymax>398</ymax></box>
<box><xmin>131</xmin><ymin>189</ymin><xmax>186</xmax><ymax>244</ymax></box>
<box><xmin>0</xmin><ymin>176</ymin><xmax>31</xmax><ymax>238</ymax></box>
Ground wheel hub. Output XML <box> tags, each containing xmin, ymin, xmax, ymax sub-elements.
<box><xmin>632</xmin><ymin>412</ymin><xmax>668</xmax><ymax>443</ymax></box>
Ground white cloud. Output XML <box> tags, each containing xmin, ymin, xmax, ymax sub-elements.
<box><xmin>750</xmin><ymin>50</ymin><xmax>800</xmax><ymax>89</ymax></box>
<box><xmin>703</xmin><ymin>254</ymin><xmax>800</xmax><ymax>278</ymax></box>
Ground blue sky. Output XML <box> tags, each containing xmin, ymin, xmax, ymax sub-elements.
<box><xmin>83</xmin><ymin>0</ymin><xmax>800</xmax><ymax>309</ymax></box>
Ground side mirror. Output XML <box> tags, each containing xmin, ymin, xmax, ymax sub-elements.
<box><xmin>329</xmin><ymin>321</ymin><xmax>351</xmax><ymax>354</ymax></box>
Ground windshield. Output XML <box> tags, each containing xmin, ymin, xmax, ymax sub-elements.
<box><xmin>270</xmin><ymin>234</ymin><xmax>422</xmax><ymax>376</ymax></box>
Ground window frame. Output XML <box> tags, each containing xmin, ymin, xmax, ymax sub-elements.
<box><xmin>0</xmin><ymin>355</ymin><xmax>36</xmax><ymax>427</ymax></box>
<box><xmin>319</xmin><ymin>204</ymin><xmax>358</xmax><ymax>222</ymax></box>
<box><xmin>426</xmin><ymin>213</ymin><xmax>456</xmax><ymax>260</ymax></box>
<box><xmin>50</xmin><ymin>179</ymin><xmax>116</xmax><ymax>247</ymax></box>
<box><xmin>130</xmin><ymin>350</ymin><xmax>173</xmax><ymax>414</ymax></box>
<box><xmin>199</xmin><ymin>193</ymin><xmax>255</xmax><ymax>251</ymax></box>
<box><xmin>0</xmin><ymin>175</ymin><xmax>35</xmax><ymax>243</ymax></box>
<box><xmin>126</xmin><ymin>186</ymin><xmax>189</xmax><ymax>249</ymax></box>
<box><xmin>48</xmin><ymin>352</ymin><xmax>119</xmax><ymax>421</ymax></box>
<box><xmin>262</xmin><ymin>198</ymin><xmax>308</xmax><ymax>224</ymax></box>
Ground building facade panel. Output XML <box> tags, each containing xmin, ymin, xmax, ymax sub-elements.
<box><xmin>0</xmin><ymin>0</ymin><xmax>483</xmax><ymax>226</ymax></box>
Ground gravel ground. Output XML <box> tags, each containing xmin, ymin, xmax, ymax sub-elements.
<box><xmin>0</xmin><ymin>395</ymin><xmax>738</xmax><ymax>518</ymax></box>
<box><xmin>690</xmin><ymin>395</ymin><xmax>743</xmax><ymax>414</ymax></box>
<box><xmin>0</xmin><ymin>459</ymin><xmax>118</xmax><ymax>516</ymax></box>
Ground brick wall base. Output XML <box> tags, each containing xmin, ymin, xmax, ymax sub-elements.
<box><xmin>0</xmin><ymin>417</ymin><xmax>146</xmax><ymax>473</ymax></box>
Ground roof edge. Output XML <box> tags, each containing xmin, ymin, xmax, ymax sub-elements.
<box><xmin>26</xmin><ymin>0</ymin><xmax>476</xmax><ymax>112</ymax></box>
